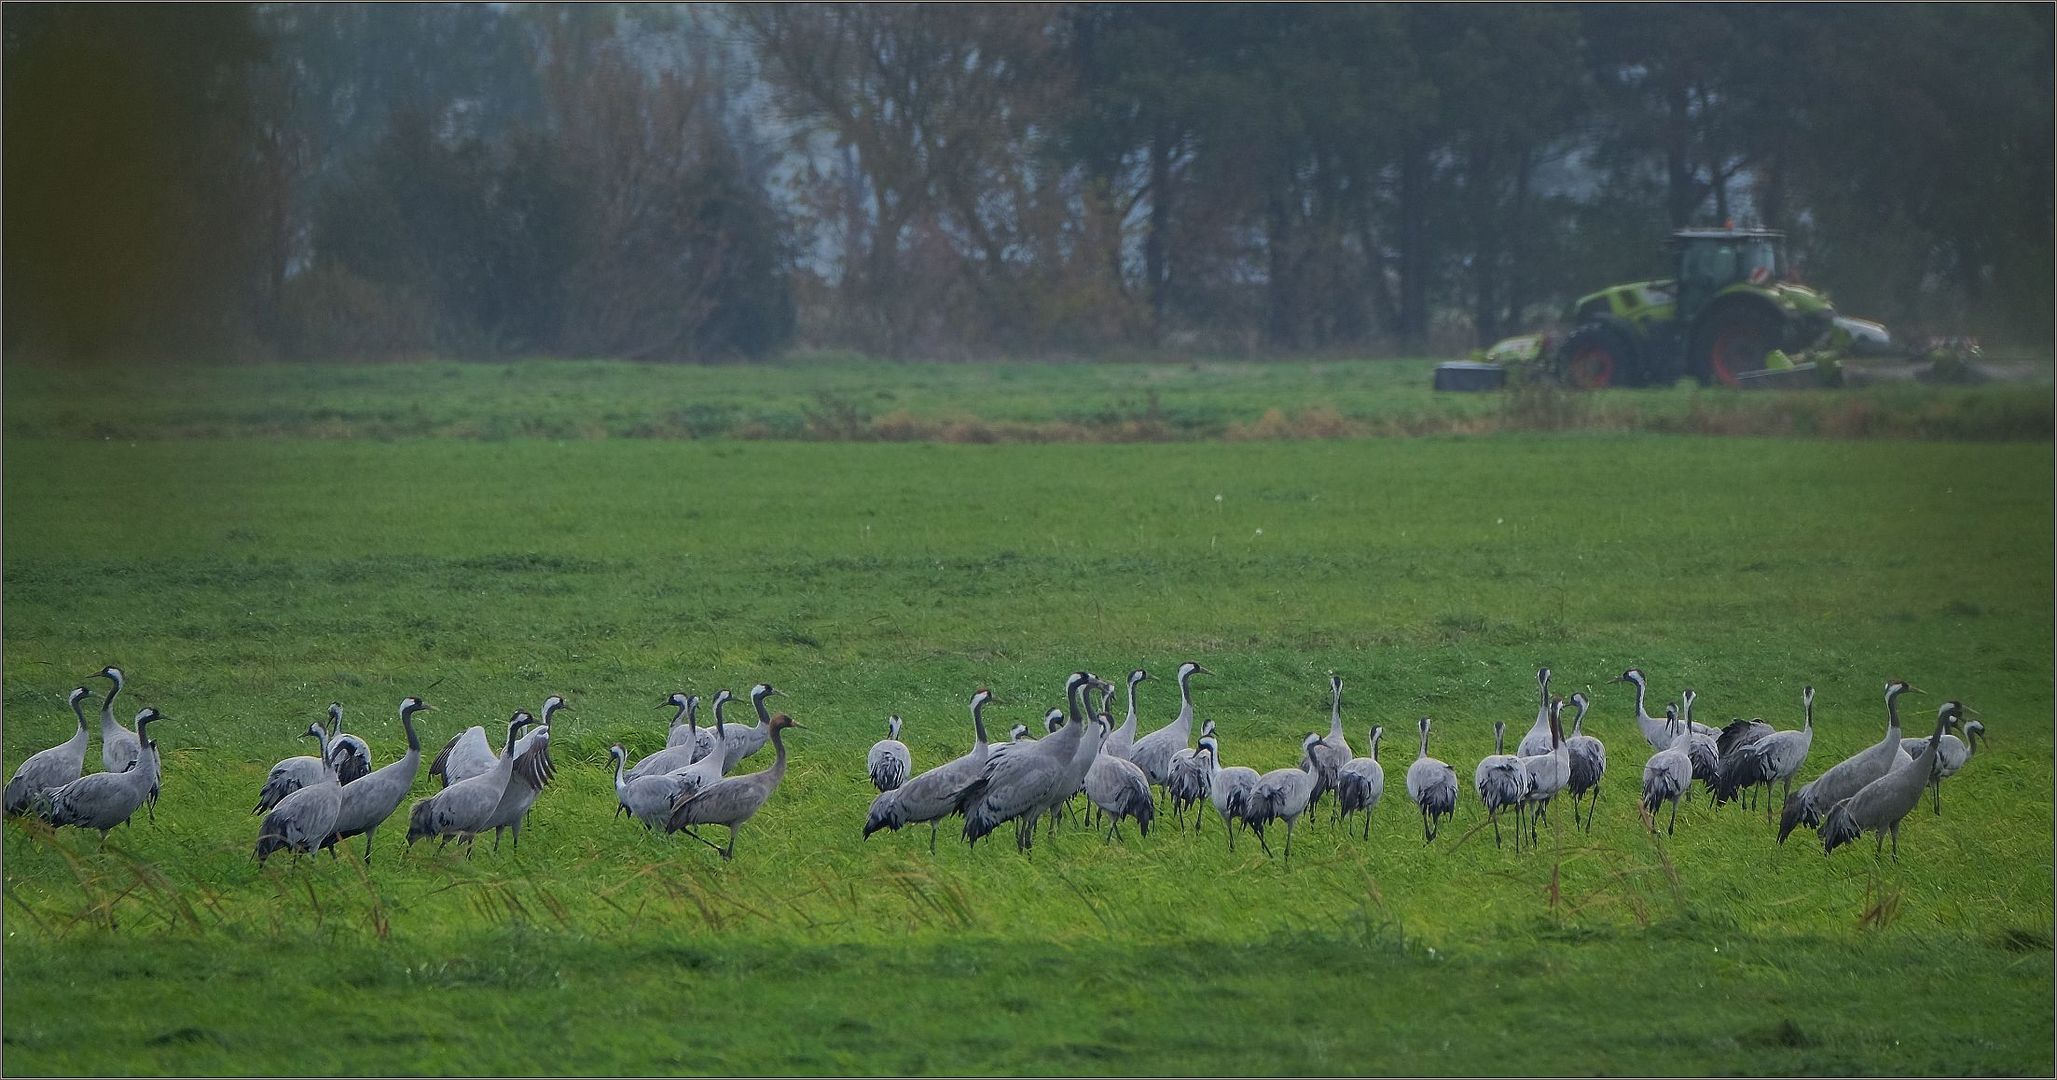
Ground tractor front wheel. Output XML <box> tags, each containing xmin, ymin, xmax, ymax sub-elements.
<box><xmin>1691</xmin><ymin>304</ymin><xmax>1785</xmax><ymax>387</ymax></box>
<box><xmin>1554</xmin><ymin>325</ymin><xmax>1634</xmax><ymax>389</ymax></box>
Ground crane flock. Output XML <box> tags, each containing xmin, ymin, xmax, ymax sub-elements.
<box><xmin>5</xmin><ymin>662</ymin><xmax>1989</xmax><ymax>868</ymax></box>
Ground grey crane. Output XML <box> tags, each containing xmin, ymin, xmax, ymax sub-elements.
<box><xmin>1084</xmin><ymin>719</ymin><xmax>1153</xmax><ymax>841</ymax></box>
<box><xmin>663</xmin><ymin>693</ymin><xmax>719</xmax><ymax>761</ymax></box>
<box><xmin>868</xmin><ymin>715</ymin><xmax>912</xmax><ymax>793</ymax></box>
<box><xmin>319</xmin><ymin>697</ymin><xmax>431</xmax><ymax>863</ymax></box>
<box><xmin>1164</xmin><ymin>719</ymin><xmax>1216</xmax><ymax>831</ymax></box>
<box><xmin>1640</xmin><ymin>707</ymin><xmax>1694</xmax><ymax>835</ymax></box>
<box><xmin>1128</xmin><ymin>662</ymin><xmax>1209</xmax><ymax>789</ymax></box>
<box><xmin>1102</xmin><ymin>669</ymin><xmax>1149</xmax><ymax>761</ymax></box>
<box><xmin>1563</xmin><ymin>692</ymin><xmax>1607</xmax><ymax>833</ymax></box>
<box><xmin>1612</xmin><ymin>668</ymin><xmax>1717</xmax><ymax>750</ymax></box>
<box><xmin>863</xmin><ymin>689</ymin><xmax>995</xmax><ymax>851</ymax></box>
<box><xmin>718</xmin><ymin>683</ymin><xmax>782</xmax><ymax>769</ymax></box>
<box><xmin>254</xmin><ymin>706</ymin><xmax>342</xmax><ymax>813</ymax></box>
<box><xmin>1515</xmin><ymin>667</ymin><xmax>1556</xmax><ymax>758</ymax></box>
<box><xmin>324</xmin><ymin>704</ymin><xmax>374</xmax><ymax>786</ymax></box>
<box><xmin>1900</xmin><ymin>715</ymin><xmax>1985</xmax><ymax>814</ymax></box>
<box><xmin>1406</xmin><ymin>717</ymin><xmax>1459</xmax><ymax>842</ymax></box>
<box><xmin>40</xmin><ymin>708</ymin><xmax>163</xmax><ymax>841</ymax></box>
<box><xmin>93</xmin><ymin>666</ymin><xmax>140</xmax><ymax>773</ymax></box>
<box><xmin>1711</xmin><ymin>712</ymin><xmax>1776</xmax><ymax>808</ymax></box>
<box><xmin>1305</xmin><ymin>675</ymin><xmax>1353</xmax><ymax>812</ymax></box>
<box><xmin>1335</xmin><ymin>725</ymin><xmax>1385</xmax><ymax>840</ymax></box>
<box><xmin>482</xmin><ymin>696</ymin><xmax>561</xmax><ymax>852</ymax></box>
<box><xmin>665</xmin><ymin>713</ymin><xmax>802</xmax><ymax>859</ymax></box>
<box><xmin>1083</xmin><ymin>717</ymin><xmax>1154</xmax><ymax>841</ymax></box>
<box><xmin>254</xmin><ymin>720</ymin><xmax>330</xmax><ymax>813</ymax></box>
<box><xmin>1202</xmin><ymin>734</ymin><xmax>1263</xmax><ymax>853</ymax></box>
<box><xmin>1054</xmin><ymin>676</ymin><xmax>1116</xmax><ymax>835</ymax></box>
<box><xmin>5</xmin><ymin>687</ymin><xmax>93</xmax><ymax>816</ymax></box>
<box><xmin>631</xmin><ymin>689</ymin><xmax>730</xmax><ymax>781</ymax></box>
<box><xmin>406</xmin><ymin>712</ymin><xmax>532</xmax><ymax>856</ymax></box>
<box><xmin>1719</xmin><ymin>687</ymin><xmax>1815</xmax><ymax>816</ymax></box>
<box><xmin>1474</xmin><ymin>719</ymin><xmax>1530</xmax><ymax>849</ymax></box>
<box><xmin>1678</xmin><ymin>689</ymin><xmax>1721</xmax><ymax>788</ymax></box>
<box><xmin>255</xmin><ymin>724</ymin><xmax>344</xmax><ymax>865</ymax></box>
<box><xmin>959</xmin><ymin>673</ymin><xmax>1097</xmax><ymax>851</ymax></box>
<box><xmin>1823</xmin><ymin>701</ymin><xmax>1964</xmax><ymax>859</ymax></box>
<box><xmin>1249</xmin><ymin>732</ymin><xmax>1321</xmax><ymax>866</ymax></box>
<box><xmin>1778</xmin><ymin>680</ymin><xmax>1921</xmax><ymax>844</ymax></box>
<box><xmin>1519</xmin><ymin>697</ymin><xmax>1571</xmax><ymax>848</ymax></box>
<box><xmin>609</xmin><ymin>745</ymin><xmax>699</xmax><ymax>829</ymax></box>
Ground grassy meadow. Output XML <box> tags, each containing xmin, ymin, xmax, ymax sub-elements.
<box><xmin>2</xmin><ymin>358</ymin><xmax>2052</xmax><ymax>1074</ymax></box>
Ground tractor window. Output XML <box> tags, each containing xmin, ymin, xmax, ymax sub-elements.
<box><xmin>1682</xmin><ymin>244</ymin><xmax>1740</xmax><ymax>288</ymax></box>
<box><xmin>1738</xmin><ymin>240</ymin><xmax>1781</xmax><ymax>282</ymax></box>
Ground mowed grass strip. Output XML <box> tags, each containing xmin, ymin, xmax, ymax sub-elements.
<box><xmin>5</xmin><ymin>356</ymin><xmax>2049</xmax><ymax>441</ymax></box>
<box><xmin>2</xmin><ymin>433</ymin><xmax>2051</xmax><ymax>1073</ymax></box>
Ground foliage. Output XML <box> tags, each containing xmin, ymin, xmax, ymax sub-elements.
<box><xmin>1</xmin><ymin>4</ymin><xmax>2050</xmax><ymax>361</ymax></box>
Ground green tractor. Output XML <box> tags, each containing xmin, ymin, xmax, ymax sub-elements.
<box><xmin>1546</xmin><ymin>227</ymin><xmax>1891</xmax><ymax>388</ymax></box>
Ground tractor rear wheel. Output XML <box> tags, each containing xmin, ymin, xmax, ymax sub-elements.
<box><xmin>1554</xmin><ymin>325</ymin><xmax>1635</xmax><ymax>389</ymax></box>
<box><xmin>1691</xmin><ymin>303</ymin><xmax>1785</xmax><ymax>387</ymax></box>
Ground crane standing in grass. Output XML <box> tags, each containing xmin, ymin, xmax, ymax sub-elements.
<box><xmin>1640</xmin><ymin>707</ymin><xmax>1694</xmax><ymax>835</ymax></box>
<box><xmin>1128</xmin><ymin>662</ymin><xmax>1208</xmax><ymax>794</ymax></box>
<box><xmin>1563</xmin><ymin>692</ymin><xmax>1606</xmax><ymax>833</ymax></box>
<box><xmin>1822</xmin><ymin>701</ymin><xmax>1964</xmax><ymax>860</ymax></box>
<box><xmin>666</xmin><ymin>713</ymin><xmax>802</xmax><ymax>860</ymax></box>
<box><xmin>1900</xmin><ymin>716</ymin><xmax>1986</xmax><ymax>815</ymax></box>
<box><xmin>255</xmin><ymin>723</ymin><xmax>343</xmax><ymax>865</ymax></box>
<box><xmin>1407</xmin><ymin>717</ymin><xmax>1458</xmax><ymax>843</ymax></box>
<box><xmin>1305</xmin><ymin>675</ymin><xmax>1352</xmax><ymax>813</ymax></box>
<box><xmin>5</xmin><ymin>687</ymin><xmax>92</xmax><ymax>816</ymax></box>
<box><xmin>40</xmin><ymin>709</ymin><xmax>165</xmax><ymax>842</ymax></box>
<box><xmin>1779</xmin><ymin>681</ymin><xmax>1920</xmax><ymax>843</ymax></box>
<box><xmin>1475</xmin><ymin>720</ymin><xmax>1529</xmax><ymax>850</ymax></box>
<box><xmin>868</xmin><ymin>716</ymin><xmax>912</xmax><ymax>793</ymax></box>
<box><xmin>864</xmin><ymin>690</ymin><xmax>995</xmax><ymax>851</ymax></box>
<box><xmin>407</xmin><ymin>712</ymin><xmax>532</xmax><ymax>856</ymax></box>
<box><xmin>1335</xmin><ymin>725</ymin><xmax>1385</xmax><ymax>840</ymax></box>
<box><xmin>321</xmin><ymin>697</ymin><xmax>431</xmax><ymax>863</ymax></box>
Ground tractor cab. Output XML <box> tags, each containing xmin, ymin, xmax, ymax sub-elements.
<box><xmin>1670</xmin><ymin>228</ymin><xmax>1787</xmax><ymax>319</ymax></box>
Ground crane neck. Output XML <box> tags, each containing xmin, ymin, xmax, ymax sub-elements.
<box><xmin>1175</xmin><ymin>669</ymin><xmax>1196</xmax><ymax>732</ymax></box>
<box><xmin>754</xmin><ymin>692</ymin><xmax>772</xmax><ymax>728</ymax></box>
<box><xmin>767</xmin><ymin>723</ymin><xmax>790</xmax><ymax>780</ymax></box>
<box><xmin>400</xmin><ymin>708</ymin><xmax>420</xmax><ymax>752</ymax></box>
<box><xmin>1884</xmin><ymin>688</ymin><xmax>1904</xmax><ymax>738</ymax></box>
<box><xmin>1416</xmin><ymin>723</ymin><xmax>1430</xmax><ymax>761</ymax></box>
<box><xmin>1328</xmin><ymin>686</ymin><xmax>1344</xmax><ymax>740</ymax></box>
<box><xmin>1494</xmin><ymin>723</ymin><xmax>1506</xmax><ymax>755</ymax></box>
<box><xmin>611</xmin><ymin>752</ymin><xmax>627</xmax><ymax>792</ymax></box>
<box><xmin>100</xmin><ymin>682</ymin><xmax>122</xmax><ymax>738</ymax></box>
<box><xmin>1124</xmin><ymin>678</ymin><xmax>1142</xmax><ymax>733</ymax></box>
<box><xmin>669</xmin><ymin>699</ymin><xmax>689</xmax><ymax>731</ymax></box>
<box><xmin>70</xmin><ymin>695</ymin><xmax>90</xmax><ymax>739</ymax></box>
<box><xmin>970</xmin><ymin>696</ymin><xmax>990</xmax><ymax>747</ymax></box>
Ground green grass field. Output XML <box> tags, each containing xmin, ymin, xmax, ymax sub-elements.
<box><xmin>3</xmin><ymin>359</ymin><xmax>2052</xmax><ymax>1074</ymax></box>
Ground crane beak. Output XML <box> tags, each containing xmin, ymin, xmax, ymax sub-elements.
<box><xmin>1906</xmin><ymin>685</ymin><xmax>1927</xmax><ymax>695</ymax></box>
<box><xmin>787</xmin><ymin>721</ymin><xmax>807</xmax><ymax>731</ymax></box>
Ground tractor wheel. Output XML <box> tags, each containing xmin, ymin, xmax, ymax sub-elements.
<box><xmin>1554</xmin><ymin>325</ymin><xmax>1635</xmax><ymax>389</ymax></box>
<box><xmin>1691</xmin><ymin>303</ymin><xmax>1785</xmax><ymax>387</ymax></box>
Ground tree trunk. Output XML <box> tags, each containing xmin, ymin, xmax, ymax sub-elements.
<box><xmin>1397</xmin><ymin>141</ymin><xmax>1429</xmax><ymax>351</ymax></box>
<box><xmin>1664</xmin><ymin>79</ymin><xmax>1697</xmax><ymax>228</ymax></box>
<box><xmin>1265</xmin><ymin>187</ymin><xmax>1296</xmax><ymax>349</ymax></box>
<box><xmin>1146</xmin><ymin>124</ymin><xmax>1173</xmax><ymax>334</ymax></box>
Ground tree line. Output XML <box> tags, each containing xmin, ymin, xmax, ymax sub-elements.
<box><xmin>4</xmin><ymin>3</ymin><xmax>2049</xmax><ymax>363</ymax></box>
